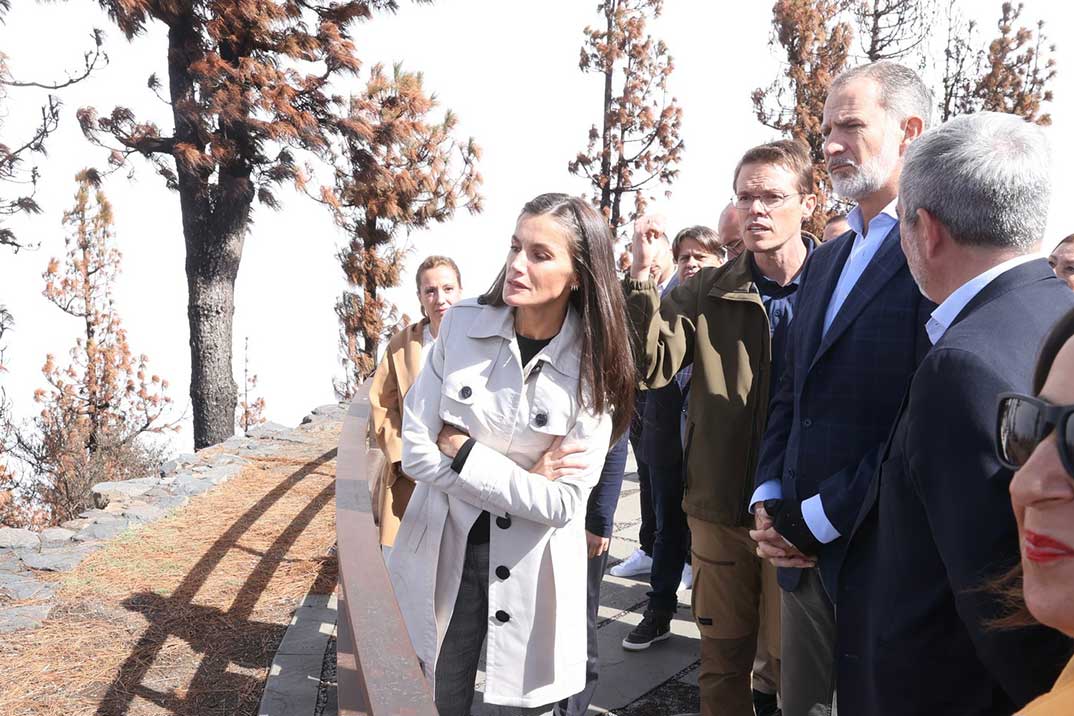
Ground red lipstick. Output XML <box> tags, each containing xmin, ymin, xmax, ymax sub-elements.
<box><xmin>1024</xmin><ymin>531</ymin><xmax>1074</xmax><ymax>564</ymax></box>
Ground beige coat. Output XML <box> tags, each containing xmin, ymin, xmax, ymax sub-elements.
<box><xmin>368</xmin><ymin>319</ymin><xmax>427</xmax><ymax>546</ymax></box>
<box><xmin>387</xmin><ymin>299</ymin><xmax>612</xmax><ymax>708</ymax></box>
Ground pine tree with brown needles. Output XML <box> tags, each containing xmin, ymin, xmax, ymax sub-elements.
<box><xmin>569</xmin><ymin>0</ymin><xmax>684</xmax><ymax>238</ymax></box>
<box><xmin>752</xmin><ymin>0</ymin><xmax>853</xmax><ymax>236</ymax></box>
<box><xmin>6</xmin><ymin>172</ymin><xmax>175</xmax><ymax>525</ymax></box>
<box><xmin>321</xmin><ymin>63</ymin><xmax>481</xmax><ymax>400</ymax></box>
<box><xmin>77</xmin><ymin>0</ymin><xmax>425</xmax><ymax>448</ymax></box>
<box><xmin>940</xmin><ymin>1</ymin><xmax>1056</xmax><ymax>125</ymax></box>
<box><xmin>974</xmin><ymin>2</ymin><xmax>1057</xmax><ymax>125</ymax></box>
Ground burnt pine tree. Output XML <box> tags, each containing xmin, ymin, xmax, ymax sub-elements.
<box><xmin>974</xmin><ymin>2</ymin><xmax>1057</xmax><ymax>125</ymax></box>
<box><xmin>940</xmin><ymin>1</ymin><xmax>1057</xmax><ymax>125</ymax></box>
<box><xmin>78</xmin><ymin>0</ymin><xmax>414</xmax><ymax>448</ymax></box>
<box><xmin>569</xmin><ymin>0</ymin><xmax>683</xmax><ymax>237</ymax></box>
<box><xmin>0</xmin><ymin>13</ymin><xmax>105</xmax><ymax>251</ymax></box>
<box><xmin>323</xmin><ymin>64</ymin><xmax>481</xmax><ymax>399</ymax></box>
<box><xmin>7</xmin><ymin>172</ymin><xmax>174</xmax><ymax>524</ymax></box>
<box><xmin>752</xmin><ymin>0</ymin><xmax>853</xmax><ymax>235</ymax></box>
<box><xmin>939</xmin><ymin>0</ymin><xmax>981</xmax><ymax>122</ymax></box>
<box><xmin>854</xmin><ymin>0</ymin><xmax>934</xmax><ymax>64</ymax></box>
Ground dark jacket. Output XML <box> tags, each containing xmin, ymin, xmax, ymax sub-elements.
<box><xmin>753</xmin><ymin>225</ymin><xmax>933</xmax><ymax>591</ymax></box>
<box><xmin>625</xmin><ymin>242</ymin><xmax>816</xmax><ymax>526</ymax></box>
<box><xmin>835</xmin><ymin>259</ymin><xmax>1074</xmax><ymax>716</ymax></box>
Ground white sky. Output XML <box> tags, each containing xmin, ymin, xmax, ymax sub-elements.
<box><xmin>1</xmin><ymin>1</ymin><xmax>1072</xmax><ymax>454</ymax></box>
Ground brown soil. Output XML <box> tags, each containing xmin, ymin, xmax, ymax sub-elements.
<box><xmin>0</xmin><ymin>427</ymin><xmax>340</xmax><ymax>716</ymax></box>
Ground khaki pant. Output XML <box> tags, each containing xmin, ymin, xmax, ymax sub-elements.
<box><xmin>689</xmin><ymin>518</ymin><xmax>781</xmax><ymax>716</ymax></box>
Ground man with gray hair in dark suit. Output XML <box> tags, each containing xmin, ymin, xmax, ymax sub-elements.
<box><xmin>835</xmin><ymin>111</ymin><xmax>1073</xmax><ymax>715</ymax></box>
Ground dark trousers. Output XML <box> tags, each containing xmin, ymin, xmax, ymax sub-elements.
<box><xmin>555</xmin><ymin>548</ymin><xmax>610</xmax><ymax>716</ymax></box>
<box><xmin>648</xmin><ymin>460</ymin><xmax>689</xmax><ymax>613</ymax></box>
<box><xmin>636</xmin><ymin>460</ymin><xmax>655</xmax><ymax>555</ymax></box>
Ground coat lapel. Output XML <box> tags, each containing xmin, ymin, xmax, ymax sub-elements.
<box><xmin>809</xmin><ymin>223</ymin><xmax>907</xmax><ymax>372</ymax></box>
<box><xmin>947</xmin><ymin>258</ymin><xmax>1057</xmax><ymax>334</ymax></box>
<box><xmin>799</xmin><ymin>231</ymin><xmax>856</xmax><ymax>374</ymax></box>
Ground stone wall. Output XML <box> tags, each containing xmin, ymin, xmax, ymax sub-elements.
<box><xmin>0</xmin><ymin>404</ymin><xmax>347</xmax><ymax>633</ymax></box>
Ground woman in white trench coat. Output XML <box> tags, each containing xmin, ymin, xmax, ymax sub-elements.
<box><xmin>388</xmin><ymin>193</ymin><xmax>636</xmax><ymax>716</ymax></box>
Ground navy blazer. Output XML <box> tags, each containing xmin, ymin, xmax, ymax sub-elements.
<box><xmin>586</xmin><ymin>432</ymin><xmax>629</xmax><ymax>538</ymax></box>
<box><xmin>835</xmin><ymin>259</ymin><xmax>1074</xmax><ymax>716</ymax></box>
<box><xmin>753</xmin><ymin>224</ymin><xmax>933</xmax><ymax>592</ymax></box>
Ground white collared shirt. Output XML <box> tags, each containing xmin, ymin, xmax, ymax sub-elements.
<box><xmin>822</xmin><ymin>199</ymin><xmax>900</xmax><ymax>335</ymax></box>
<box><xmin>925</xmin><ymin>254</ymin><xmax>1040</xmax><ymax>344</ymax></box>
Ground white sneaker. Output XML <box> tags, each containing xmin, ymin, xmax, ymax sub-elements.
<box><xmin>610</xmin><ymin>547</ymin><xmax>653</xmax><ymax>577</ymax></box>
<box><xmin>677</xmin><ymin>563</ymin><xmax>693</xmax><ymax>592</ymax></box>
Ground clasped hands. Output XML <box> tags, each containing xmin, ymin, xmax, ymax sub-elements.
<box><xmin>749</xmin><ymin>503</ymin><xmax>817</xmax><ymax>569</ymax></box>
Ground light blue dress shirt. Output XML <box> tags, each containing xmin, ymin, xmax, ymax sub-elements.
<box><xmin>924</xmin><ymin>253</ymin><xmax>1038</xmax><ymax>345</ymax></box>
<box><xmin>749</xmin><ymin>200</ymin><xmax>899</xmax><ymax>546</ymax></box>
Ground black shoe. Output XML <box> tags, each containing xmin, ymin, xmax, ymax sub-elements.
<box><xmin>622</xmin><ymin>608</ymin><xmax>672</xmax><ymax>651</ymax></box>
<box><xmin>753</xmin><ymin>689</ymin><xmax>779</xmax><ymax>716</ymax></box>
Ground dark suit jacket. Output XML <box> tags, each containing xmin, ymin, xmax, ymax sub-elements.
<box><xmin>836</xmin><ymin>259</ymin><xmax>1074</xmax><ymax>716</ymax></box>
<box><xmin>753</xmin><ymin>224</ymin><xmax>933</xmax><ymax>592</ymax></box>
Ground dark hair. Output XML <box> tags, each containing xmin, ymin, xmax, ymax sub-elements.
<box><xmin>414</xmin><ymin>255</ymin><xmax>462</xmax><ymax>292</ymax></box>
<box><xmin>479</xmin><ymin>193</ymin><xmax>635</xmax><ymax>441</ymax></box>
<box><xmin>671</xmin><ymin>225</ymin><xmax>723</xmax><ymax>262</ymax></box>
<box><xmin>990</xmin><ymin>307</ymin><xmax>1074</xmax><ymax>629</ymax></box>
<box><xmin>732</xmin><ymin>139</ymin><xmax>815</xmax><ymax>195</ymax></box>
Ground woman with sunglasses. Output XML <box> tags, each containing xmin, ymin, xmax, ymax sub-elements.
<box><xmin>996</xmin><ymin>308</ymin><xmax>1074</xmax><ymax>714</ymax></box>
<box><xmin>389</xmin><ymin>193</ymin><xmax>635</xmax><ymax>715</ymax></box>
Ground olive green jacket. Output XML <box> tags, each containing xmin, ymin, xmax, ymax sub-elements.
<box><xmin>625</xmin><ymin>244</ymin><xmax>814</xmax><ymax>527</ymax></box>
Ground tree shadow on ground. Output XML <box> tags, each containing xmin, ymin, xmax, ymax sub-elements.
<box><xmin>94</xmin><ymin>448</ymin><xmax>337</xmax><ymax>716</ymax></box>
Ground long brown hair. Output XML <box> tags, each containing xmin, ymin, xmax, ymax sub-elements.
<box><xmin>990</xmin><ymin>307</ymin><xmax>1074</xmax><ymax>628</ymax></box>
<box><xmin>480</xmin><ymin>193</ymin><xmax>635</xmax><ymax>441</ymax></box>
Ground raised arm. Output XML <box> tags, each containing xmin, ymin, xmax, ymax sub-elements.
<box><xmin>624</xmin><ymin>274</ymin><xmax>701</xmax><ymax>390</ymax></box>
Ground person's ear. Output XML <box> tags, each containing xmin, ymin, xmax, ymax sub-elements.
<box><xmin>901</xmin><ymin>116</ymin><xmax>925</xmax><ymax>154</ymax></box>
<box><xmin>801</xmin><ymin>193</ymin><xmax>818</xmax><ymax>218</ymax></box>
<box><xmin>916</xmin><ymin>208</ymin><xmax>947</xmax><ymax>260</ymax></box>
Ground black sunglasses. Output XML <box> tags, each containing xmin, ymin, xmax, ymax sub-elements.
<box><xmin>995</xmin><ymin>392</ymin><xmax>1074</xmax><ymax>479</ymax></box>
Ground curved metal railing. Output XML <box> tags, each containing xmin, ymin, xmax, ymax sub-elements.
<box><xmin>335</xmin><ymin>381</ymin><xmax>438</xmax><ymax>715</ymax></box>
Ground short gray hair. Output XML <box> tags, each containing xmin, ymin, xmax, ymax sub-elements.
<box><xmin>900</xmin><ymin>112</ymin><xmax>1050</xmax><ymax>252</ymax></box>
<box><xmin>831</xmin><ymin>61</ymin><xmax>933</xmax><ymax>130</ymax></box>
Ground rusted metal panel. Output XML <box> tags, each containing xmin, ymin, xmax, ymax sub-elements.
<box><xmin>336</xmin><ymin>382</ymin><xmax>438</xmax><ymax>716</ymax></box>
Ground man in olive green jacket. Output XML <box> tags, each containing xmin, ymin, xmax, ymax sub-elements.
<box><xmin>625</xmin><ymin>139</ymin><xmax>819</xmax><ymax>716</ymax></box>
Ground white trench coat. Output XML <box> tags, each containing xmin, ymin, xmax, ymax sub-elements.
<box><xmin>387</xmin><ymin>298</ymin><xmax>613</xmax><ymax>708</ymax></box>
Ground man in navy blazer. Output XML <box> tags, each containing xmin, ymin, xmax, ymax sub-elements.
<box><xmin>749</xmin><ymin>61</ymin><xmax>935</xmax><ymax>715</ymax></box>
<box><xmin>835</xmin><ymin>112</ymin><xmax>1074</xmax><ymax>715</ymax></box>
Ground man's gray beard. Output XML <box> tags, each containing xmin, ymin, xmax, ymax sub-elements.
<box><xmin>830</xmin><ymin>138</ymin><xmax>901</xmax><ymax>202</ymax></box>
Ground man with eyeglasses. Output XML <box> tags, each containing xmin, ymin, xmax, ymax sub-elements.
<box><xmin>832</xmin><ymin>112</ymin><xmax>1074</xmax><ymax>715</ymax></box>
<box><xmin>748</xmin><ymin>60</ymin><xmax>934</xmax><ymax>715</ymax></box>
<box><xmin>624</xmin><ymin>138</ymin><xmax>818</xmax><ymax>716</ymax></box>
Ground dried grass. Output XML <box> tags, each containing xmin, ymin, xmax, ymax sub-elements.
<box><xmin>0</xmin><ymin>432</ymin><xmax>340</xmax><ymax>716</ymax></box>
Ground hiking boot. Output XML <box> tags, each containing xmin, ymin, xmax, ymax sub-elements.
<box><xmin>622</xmin><ymin>608</ymin><xmax>672</xmax><ymax>651</ymax></box>
<box><xmin>609</xmin><ymin>547</ymin><xmax>653</xmax><ymax>577</ymax></box>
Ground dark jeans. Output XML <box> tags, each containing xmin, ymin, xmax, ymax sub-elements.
<box><xmin>648</xmin><ymin>460</ymin><xmax>690</xmax><ymax>613</ymax></box>
<box><xmin>555</xmin><ymin>548</ymin><xmax>610</xmax><ymax>716</ymax></box>
<box><xmin>636</xmin><ymin>460</ymin><xmax>655</xmax><ymax>555</ymax></box>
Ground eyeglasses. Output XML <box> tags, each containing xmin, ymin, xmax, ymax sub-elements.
<box><xmin>995</xmin><ymin>393</ymin><xmax>1074</xmax><ymax>479</ymax></box>
<box><xmin>732</xmin><ymin>192</ymin><xmax>801</xmax><ymax>212</ymax></box>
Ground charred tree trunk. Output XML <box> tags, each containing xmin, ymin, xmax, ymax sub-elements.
<box><xmin>169</xmin><ymin>17</ymin><xmax>250</xmax><ymax>449</ymax></box>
